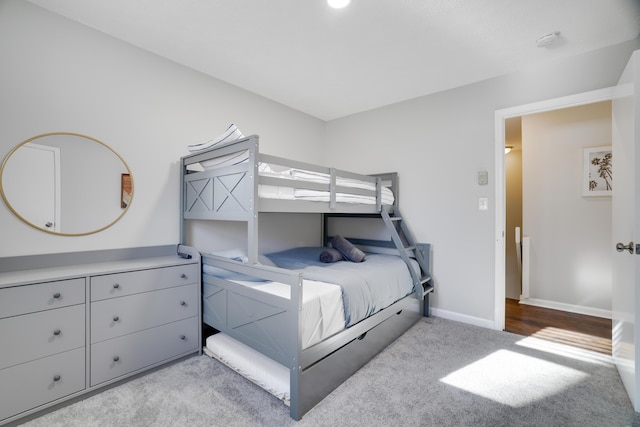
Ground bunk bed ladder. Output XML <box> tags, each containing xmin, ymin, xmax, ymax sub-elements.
<box><xmin>380</xmin><ymin>208</ymin><xmax>433</xmax><ymax>312</ymax></box>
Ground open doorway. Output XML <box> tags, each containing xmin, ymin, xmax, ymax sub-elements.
<box><xmin>504</xmin><ymin>117</ymin><xmax>522</xmax><ymax>301</ymax></box>
<box><xmin>496</xmin><ymin>91</ymin><xmax>616</xmax><ymax>354</ymax></box>
<box><xmin>494</xmin><ymin>87</ymin><xmax>616</xmax><ymax>332</ymax></box>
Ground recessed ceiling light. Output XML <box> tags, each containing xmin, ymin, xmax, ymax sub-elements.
<box><xmin>328</xmin><ymin>0</ymin><xmax>351</xmax><ymax>9</ymax></box>
<box><xmin>536</xmin><ymin>31</ymin><xmax>561</xmax><ymax>48</ymax></box>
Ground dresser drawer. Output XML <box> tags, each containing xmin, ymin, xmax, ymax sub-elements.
<box><xmin>0</xmin><ymin>304</ymin><xmax>85</xmax><ymax>370</ymax></box>
<box><xmin>91</xmin><ymin>283</ymin><xmax>198</xmax><ymax>343</ymax></box>
<box><xmin>90</xmin><ymin>264</ymin><xmax>198</xmax><ymax>301</ymax></box>
<box><xmin>0</xmin><ymin>347</ymin><xmax>85</xmax><ymax>422</ymax></box>
<box><xmin>0</xmin><ymin>278</ymin><xmax>85</xmax><ymax>319</ymax></box>
<box><xmin>90</xmin><ymin>316</ymin><xmax>199</xmax><ymax>386</ymax></box>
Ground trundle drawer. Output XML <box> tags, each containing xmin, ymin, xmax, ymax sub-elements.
<box><xmin>0</xmin><ymin>347</ymin><xmax>85</xmax><ymax>422</ymax></box>
<box><xmin>0</xmin><ymin>278</ymin><xmax>85</xmax><ymax>319</ymax></box>
<box><xmin>91</xmin><ymin>283</ymin><xmax>198</xmax><ymax>343</ymax></box>
<box><xmin>90</xmin><ymin>264</ymin><xmax>199</xmax><ymax>301</ymax></box>
<box><xmin>0</xmin><ymin>304</ymin><xmax>85</xmax><ymax>370</ymax></box>
<box><xmin>90</xmin><ymin>316</ymin><xmax>199</xmax><ymax>386</ymax></box>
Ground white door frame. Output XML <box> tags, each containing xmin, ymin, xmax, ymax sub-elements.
<box><xmin>493</xmin><ymin>86</ymin><xmax>616</xmax><ymax>330</ymax></box>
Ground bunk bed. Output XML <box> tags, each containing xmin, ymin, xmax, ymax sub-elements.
<box><xmin>180</xmin><ymin>135</ymin><xmax>433</xmax><ymax>420</ymax></box>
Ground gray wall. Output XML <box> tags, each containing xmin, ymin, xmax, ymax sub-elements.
<box><xmin>324</xmin><ymin>41</ymin><xmax>639</xmax><ymax>325</ymax></box>
<box><xmin>0</xmin><ymin>0</ymin><xmax>638</xmax><ymax>326</ymax></box>
<box><xmin>0</xmin><ymin>0</ymin><xmax>325</xmax><ymax>256</ymax></box>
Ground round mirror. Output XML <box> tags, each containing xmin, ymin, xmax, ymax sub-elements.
<box><xmin>0</xmin><ymin>132</ymin><xmax>133</xmax><ymax>236</ymax></box>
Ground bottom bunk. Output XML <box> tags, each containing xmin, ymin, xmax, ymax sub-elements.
<box><xmin>204</xmin><ymin>295</ymin><xmax>422</xmax><ymax>414</ymax></box>
<box><xmin>200</xmin><ymin>243</ymin><xmax>431</xmax><ymax>419</ymax></box>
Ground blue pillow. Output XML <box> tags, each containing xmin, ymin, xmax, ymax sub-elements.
<box><xmin>265</xmin><ymin>247</ymin><xmax>329</xmax><ymax>269</ymax></box>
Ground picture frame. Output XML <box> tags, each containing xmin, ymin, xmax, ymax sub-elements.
<box><xmin>121</xmin><ymin>173</ymin><xmax>132</xmax><ymax>208</ymax></box>
<box><xmin>582</xmin><ymin>146</ymin><xmax>612</xmax><ymax>197</ymax></box>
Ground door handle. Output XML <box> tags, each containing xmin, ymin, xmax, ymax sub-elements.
<box><xmin>616</xmin><ymin>242</ymin><xmax>635</xmax><ymax>254</ymax></box>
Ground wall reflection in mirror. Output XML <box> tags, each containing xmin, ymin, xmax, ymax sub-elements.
<box><xmin>0</xmin><ymin>132</ymin><xmax>133</xmax><ymax>236</ymax></box>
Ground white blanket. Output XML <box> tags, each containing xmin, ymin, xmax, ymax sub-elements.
<box><xmin>199</xmin><ymin>160</ymin><xmax>394</xmax><ymax>205</ymax></box>
<box><xmin>258</xmin><ymin>185</ymin><xmax>393</xmax><ymax>205</ymax></box>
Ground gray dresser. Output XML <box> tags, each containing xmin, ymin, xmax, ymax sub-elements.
<box><xmin>0</xmin><ymin>245</ymin><xmax>201</xmax><ymax>426</ymax></box>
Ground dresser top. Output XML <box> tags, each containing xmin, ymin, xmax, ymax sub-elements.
<box><xmin>0</xmin><ymin>252</ymin><xmax>199</xmax><ymax>288</ymax></box>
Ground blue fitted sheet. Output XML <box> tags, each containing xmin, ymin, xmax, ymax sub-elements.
<box><xmin>266</xmin><ymin>247</ymin><xmax>417</xmax><ymax>327</ymax></box>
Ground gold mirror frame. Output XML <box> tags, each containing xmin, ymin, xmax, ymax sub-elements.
<box><xmin>0</xmin><ymin>132</ymin><xmax>134</xmax><ymax>236</ymax></box>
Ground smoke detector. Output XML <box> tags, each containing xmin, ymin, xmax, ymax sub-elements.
<box><xmin>536</xmin><ymin>31</ymin><xmax>561</xmax><ymax>48</ymax></box>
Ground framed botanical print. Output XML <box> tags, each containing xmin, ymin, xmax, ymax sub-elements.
<box><xmin>582</xmin><ymin>146</ymin><xmax>612</xmax><ymax>197</ymax></box>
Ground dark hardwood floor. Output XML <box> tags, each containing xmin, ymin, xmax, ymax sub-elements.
<box><xmin>504</xmin><ymin>298</ymin><xmax>612</xmax><ymax>355</ymax></box>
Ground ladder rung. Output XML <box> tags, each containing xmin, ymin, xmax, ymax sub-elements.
<box><xmin>383</xmin><ymin>208</ymin><xmax>432</xmax><ymax>299</ymax></box>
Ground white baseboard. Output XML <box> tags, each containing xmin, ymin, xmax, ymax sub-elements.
<box><xmin>430</xmin><ymin>307</ymin><xmax>495</xmax><ymax>330</ymax></box>
<box><xmin>518</xmin><ymin>297</ymin><xmax>611</xmax><ymax>320</ymax></box>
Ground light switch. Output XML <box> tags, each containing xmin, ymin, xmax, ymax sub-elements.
<box><xmin>478</xmin><ymin>171</ymin><xmax>488</xmax><ymax>186</ymax></box>
<box><xmin>479</xmin><ymin>198</ymin><xmax>489</xmax><ymax>211</ymax></box>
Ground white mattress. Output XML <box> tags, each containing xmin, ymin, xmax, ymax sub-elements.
<box><xmin>205</xmin><ymin>332</ymin><xmax>291</xmax><ymax>403</ymax></box>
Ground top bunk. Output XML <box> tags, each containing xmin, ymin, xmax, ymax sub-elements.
<box><xmin>180</xmin><ymin>134</ymin><xmax>398</xmax><ymax>220</ymax></box>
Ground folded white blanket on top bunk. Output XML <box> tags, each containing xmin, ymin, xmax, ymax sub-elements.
<box><xmin>258</xmin><ymin>185</ymin><xmax>393</xmax><ymax>205</ymax></box>
<box><xmin>198</xmin><ymin>156</ymin><xmax>395</xmax><ymax>204</ymax></box>
<box><xmin>188</xmin><ymin>124</ymin><xmax>245</xmax><ymax>153</ymax></box>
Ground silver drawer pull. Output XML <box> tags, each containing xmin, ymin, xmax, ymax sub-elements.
<box><xmin>180</xmin><ymin>273</ymin><xmax>187</xmax><ymax>279</ymax></box>
<box><xmin>180</xmin><ymin>335</ymin><xmax>186</xmax><ymax>340</ymax></box>
<box><xmin>53</xmin><ymin>292</ymin><xmax>61</xmax><ymax>299</ymax></box>
<box><xmin>113</xmin><ymin>316</ymin><xmax>120</xmax><ymax>322</ymax></box>
<box><xmin>53</xmin><ymin>374</ymin><xmax>61</xmax><ymax>382</ymax></box>
<box><xmin>113</xmin><ymin>283</ymin><xmax>120</xmax><ymax>289</ymax></box>
<box><xmin>180</xmin><ymin>301</ymin><xmax>187</xmax><ymax>306</ymax></box>
<box><xmin>113</xmin><ymin>356</ymin><xmax>120</xmax><ymax>362</ymax></box>
<box><xmin>53</xmin><ymin>329</ymin><xmax>61</xmax><ymax>336</ymax></box>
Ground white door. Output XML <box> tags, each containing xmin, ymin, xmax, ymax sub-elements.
<box><xmin>612</xmin><ymin>50</ymin><xmax>640</xmax><ymax>410</ymax></box>
<box><xmin>2</xmin><ymin>143</ymin><xmax>60</xmax><ymax>232</ymax></box>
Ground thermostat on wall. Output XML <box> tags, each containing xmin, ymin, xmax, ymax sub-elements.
<box><xmin>478</xmin><ymin>171</ymin><xmax>488</xmax><ymax>186</ymax></box>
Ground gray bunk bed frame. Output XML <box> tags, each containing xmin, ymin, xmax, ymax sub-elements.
<box><xmin>180</xmin><ymin>135</ymin><xmax>433</xmax><ymax>420</ymax></box>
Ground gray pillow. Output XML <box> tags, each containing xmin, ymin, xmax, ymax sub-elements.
<box><xmin>331</xmin><ymin>235</ymin><xmax>366</xmax><ymax>263</ymax></box>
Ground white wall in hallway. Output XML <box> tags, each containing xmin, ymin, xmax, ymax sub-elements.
<box><xmin>522</xmin><ymin>101</ymin><xmax>613</xmax><ymax>314</ymax></box>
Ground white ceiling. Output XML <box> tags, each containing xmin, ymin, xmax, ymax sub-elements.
<box><xmin>27</xmin><ymin>0</ymin><xmax>640</xmax><ymax>121</ymax></box>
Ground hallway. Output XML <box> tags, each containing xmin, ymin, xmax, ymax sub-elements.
<box><xmin>504</xmin><ymin>298</ymin><xmax>612</xmax><ymax>355</ymax></box>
